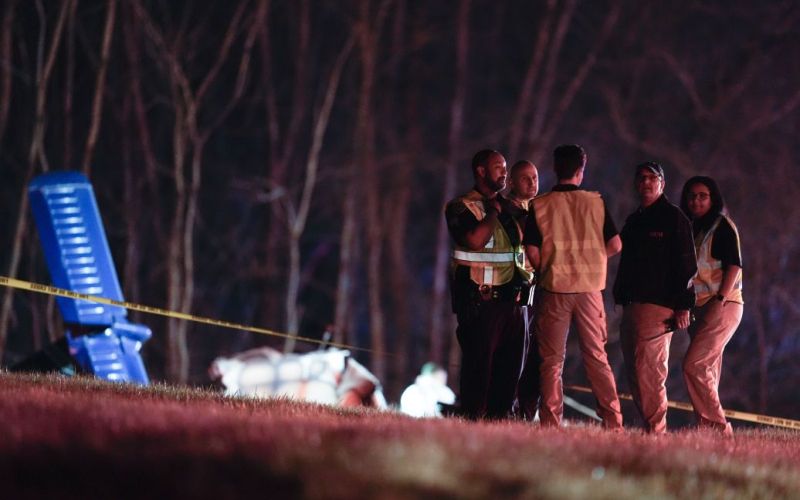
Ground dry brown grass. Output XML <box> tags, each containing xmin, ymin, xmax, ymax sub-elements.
<box><xmin>2</xmin><ymin>370</ymin><xmax>799</xmax><ymax>499</ymax></box>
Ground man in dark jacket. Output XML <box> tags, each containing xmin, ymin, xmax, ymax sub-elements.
<box><xmin>613</xmin><ymin>162</ymin><xmax>697</xmax><ymax>434</ymax></box>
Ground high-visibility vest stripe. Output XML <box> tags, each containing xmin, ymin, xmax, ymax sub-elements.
<box><xmin>695</xmin><ymin>280</ymin><xmax>742</xmax><ymax>295</ymax></box>
<box><xmin>451</xmin><ymin>250</ymin><xmax>516</xmax><ymax>263</ymax></box>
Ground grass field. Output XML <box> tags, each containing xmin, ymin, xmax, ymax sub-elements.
<box><xmin>1</xmin><ymin>371</ymin><xmax>799</xmax><ymax>499</ymax></box>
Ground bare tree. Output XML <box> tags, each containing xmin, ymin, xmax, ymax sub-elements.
<box><xmin>353</xmin><ymin>0</ymin><xmax>394</xmax><ymax>379</ymax></box>
<box><xmin>0</xmin><ymin>0</ymin><xmax>18</xmax><ymax>147</ymax></box>
<box><xmin>0</xmin><ymin>0</ymin><xmax>72</xmax><ymax>356</ymax></box>
<box><xmin>135</xmin><ymin>1</ymin><xmax>257</xmax><ymax>381</ymax></box>
<box><xmin>62</xmin><ymin>0</ymin><xmax>77</xmax><ymax>170</ymax></box>
<box><xmin>428</xmin><ymin>0</ymin><xmax>470</xmax><ymax>368</ymax></box>
<box><xmin>283</xmin><ymin>33</ymin><xmax>355</xmax><ymax>352</ymax></box>
<box><xmin>81</xmin><ymin>0</ymin><xmax>117</xmax><ymax>176</ymax></box>
<box><xmin>382</xmin><ymin>0</ymin><xmax>413</xmax><ymax>396</ymax></box>
<box><xmin>509</xmin><ymin>0</ymin><xmax>621</xmax><ymax>164</ymax></box>
<box><xmin>333</xmin><ymin>170</ymin><xmax>359</xmax><ymax>348</ymax></box>
<box><xmin>257</xmin><ymin>0</ymin><xmax>310</xmax><ymax>333</ymax></box>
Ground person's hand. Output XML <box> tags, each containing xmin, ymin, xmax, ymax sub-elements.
<box><xmin>485</xmin><ymin>198</ymin><xmax>502</xmax><ymax>215</ymax></box>
<box><xmin>673</xmin><ymin>309</ymin><xmax>691</xmax><ymax>330</ymax></box>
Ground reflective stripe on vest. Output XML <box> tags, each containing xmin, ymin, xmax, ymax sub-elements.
<box><xmin>532</xmin><ymin>190</ymin><xmax>607</xmax><ymax>293</ymax></box>
<box><xmin>694</xmin><ymin>215</ymin><xmax>743</xmax><ymax>306</ymax></box>
<box><xmin>451</xmin><ymin>250</ymin><xmax>516</xmax><ymax>263</ymax></box>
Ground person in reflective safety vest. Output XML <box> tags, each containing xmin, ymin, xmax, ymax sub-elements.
<box><xmin>445</xmin><ymin>149</ymin><xmax>536</xmax><ymax>419</ymax></box>
<box><xmin>680</xmin><ymin>176</ymin><xmax>743</xmax><ymax>436</ymax></box>
<box><xmin>519</xmin><ymin>144</ymin><xmax>623</xmax><ymax>429</ymax></box>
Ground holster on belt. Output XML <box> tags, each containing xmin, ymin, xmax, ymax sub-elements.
<box><xmin>450</xmin><ymin>267</ymin><xmax>533</xmax><ymax>314</ymax></box>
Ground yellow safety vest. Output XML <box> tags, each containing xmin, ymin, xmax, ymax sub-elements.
<box><xmin>448</xmin><ymin>190</ymin><xmax>533</xmax><ymax>286</ymax></box>
<box><xmin>694</xmin><ymin>214</ymin><xmax>743</xmax><ymax>307</ymax></box>
<box><xmin>506</xmin><ymin>195</ymin><xmax>530</xmax><ymax>212</ymax></box>
<box><xmin>532</xmin><ymin>190</ymin><xmax>607</xmax><ymax>293</ymax></box>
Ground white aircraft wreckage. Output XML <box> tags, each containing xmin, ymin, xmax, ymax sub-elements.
<box><xmin>209</xmin><ymin>347</ymin><xmax>387</xmax><ymax>409</ymax></box>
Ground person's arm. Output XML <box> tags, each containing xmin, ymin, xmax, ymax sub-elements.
<box><xmin>602</xmin><ymin>199</ymin><xmax>621</xmax><ymax>258</ymax></box>
<box><xmin>671</xmin><ymin>210</ymin><xmax>698</xmax><ymax>328</ymax></box>
<box><xmin>521</xmin><ymin>201</ymin><xmax>543</xmax><ymax>270</ymax></box>
<box><xmin>612</xmin><ymin>220</ymin><xmax>631</xmax><ymax>305</ymax></box>
<box><xmin>717</xmin><ymin>265</ymin><xmax>742</xmax><ymax>300</ymax></box>
<box><xmin>710</xmin><ymin>218</ymin><xmax>743</xmax><ymax>301</ymax></box>
<box><xmin>605</xmin><ymin>235</ymin><xmax>622</xmax><ymax>258</ymax></box>
<box><xmin>460</xmin><ymin>198</ymin><xmax>501</xmax><ymax>250</ymax></box>
<box><xmin>524</xmin><ymin>244</ymin><xmax>541</xmax><ymax>270</ymax></box>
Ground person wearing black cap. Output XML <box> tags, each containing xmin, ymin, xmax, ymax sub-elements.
<box><xmin>613</xmin><ymin>161</ymin><xmax>697</xmax><ymax>434</ymax></box>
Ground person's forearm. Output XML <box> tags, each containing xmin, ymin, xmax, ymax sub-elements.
<box><xmin>718</xmin><ymin>265</ymin><xmax>742</xmax><ymax>299</ymax></box>
<box><xmin>524</xmin><ymin>244</ymin><xmax>541</xmax><ymax>270</ymax></box>
<box><xmin>605</xmin><ymin>235</ymin><xmax>622</xmax><ymax>259</ymax></box>
<box><xmin>461</xmin><ymin>210</ymin><xmax>498</xmax><ymax>250</ymax></box>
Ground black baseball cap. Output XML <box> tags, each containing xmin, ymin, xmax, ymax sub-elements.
<box><xmin>635</xmin><ymin>161</ymin><xmax>665</xmax><ymax>180</ymax></box>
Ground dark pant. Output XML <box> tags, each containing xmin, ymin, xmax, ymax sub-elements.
<box><xmin>455</xmin><ymin>300</ymin><xmax>531</xmax><ymax>419</ymax></box>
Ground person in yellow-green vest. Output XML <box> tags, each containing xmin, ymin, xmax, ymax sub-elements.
<box><xmin>679</xmin><ymin>176</ymin><xmax>743</xmax><ymax>436</ymax></box>
<box><xmin>518</xmin><ymin>144</ymin><xmax>624</xmax><ymax>429</ymax></box>
<box><xmin>445</xmin><ymin>149</ymin><xmax>536</xmax><ymax>419</ymax></box>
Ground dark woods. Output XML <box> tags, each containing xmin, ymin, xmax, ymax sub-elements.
<box><xmin>1</xmin><ymin>1</ymin><xmax>798</xmax><ymax>417</ymax></box>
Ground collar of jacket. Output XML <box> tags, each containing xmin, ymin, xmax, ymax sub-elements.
<box><xmin>637</xmin><ymin>193</ymin><xmax>670</xmax><ymax>215</ymax></box>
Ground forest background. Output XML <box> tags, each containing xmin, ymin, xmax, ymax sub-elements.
<box><xmin>1</xmin><ymin>0</ymin><xmax>798</xmax><ymax>421</ymax></box>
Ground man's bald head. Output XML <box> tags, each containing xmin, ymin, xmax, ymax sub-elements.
<box><xmin>509</xmin><ymin>161</ymin><xmax>539</xmax><ymax>201</ymax></box>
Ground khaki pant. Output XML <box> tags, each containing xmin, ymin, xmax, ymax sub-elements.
<box><xmin>535</xmin><ymin>290</ymin><xmax>622</xmax><ymax>429</ymax></box>
<box><xmin>684</xmin><ymin>300</ymin><xmax>743</xmax><ymax>434</ymax></box>
<box><xmin>620</xmin><ymin>303</ymin><xmax>674</xmax><ymax>434</ymax></box>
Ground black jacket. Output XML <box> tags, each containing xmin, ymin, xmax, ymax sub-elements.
<box><xmin>613</xmin><ymin>195</ymin><xmax>697</xmax><ymax>310</ymax></box>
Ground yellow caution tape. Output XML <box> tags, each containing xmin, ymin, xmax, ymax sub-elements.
<box><xmin>0</xmin><ymin>275</ymin><xmax>395</xmax><ymax>358</ymax></box>
<box><xmin>3</xmin><ymin>275</ymin><xmax>797</xmax><ymax>430</ymax></box>
<box><xmin>564</xmin><ymin>384</ymin><xmax>800</xmax><ymax>430</ymax></box>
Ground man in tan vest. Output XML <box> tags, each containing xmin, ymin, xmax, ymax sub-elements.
<box><xmin>519</xmin><ymin>144</ymin><xmax>623</xmax><ymax>429</ymax></box>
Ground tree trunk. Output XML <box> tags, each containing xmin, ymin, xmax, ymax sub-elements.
<box><xmin>507</xmin><ymin>0</ymin><xmax>555</xmax><ymax>160</ymax></box>
<box><xmin>357</xmin><ymin>0</ymin><xmax>392</xmax><ymax>381</ymax></box>
<box><xmin>428</xmin><ymin>0</ymin><xmax>470</xmax><ymax>366</ymax></box>
<box><xmin>284</xmin><ymin>34</ymin><xmax>354</xmax><ymax>353</ymax></box>
<box><xmin>333</xmin><ymin>176</ymin><xmax>358</xmax><ymax>347</ymax></box>
<box><xmin>0</xmin><ymin>0</ymin><xmax>16</xmax><ymax>146</ymax></box>
<box><xmin>166</xmin><ymin>81</ymin><xmax>188</xmax><ymax>382</ymax></box>
<box><xmin>120</xmin><ymin>94</ymin><xmax>141</xmax><ymax>321</ymax></box>
<box><xmin>0</xmin><ymin>0</ymin><xmax>71</xmax><ymax>357</ymax></box>
<box><xmin>62</xmin><ymin>0</ymin><xmax>76</xmax><ymax>169</ymax></box>
<box><xmin>384</xmin><ymin>0</ymin><xmax>412</xmax><ymax>396</ymax></box>
<box><xmin>82</xmin><ymin>0</ymin><xmax>117</xmax><ymax>176</ymax></box>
